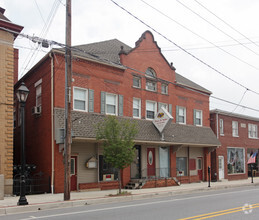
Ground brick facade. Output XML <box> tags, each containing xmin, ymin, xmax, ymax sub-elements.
<box><xmin>15</xmin><ymin>31</ymin><xmax>219</xmax><ymax>194</ymax></box>
<box><xmin>210</xmin><ymin>110</ymin><xmax>259</xmax><ymax>181</ymax></box>
<box><xmin>0</xmin><ymin>8</ymin><xmax>23</xmax><ymax>194</ymax></box>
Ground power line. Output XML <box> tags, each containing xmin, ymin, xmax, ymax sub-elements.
<box><xmin>110</xmin><ymin>0</ymin><xmax>259</xmax><ymax>96</ymax></box>
<box><xmin>176</xmin><ymin>0</ymin><xmax>259</xmax><ymax>57</ymax></box>
<box><xmin>139</xmin><ymin>0</ymin><xmax>259</xmax><ymax>71</ymax></box>
<box><xmin>193</xmin><ymin>0</ymin><xmax>259</xmax><ymax>49</ymax></box>
<box><xmin>3</xmin><ymin>26</ymin><xmax>259</xmax><ymax>114</ymax></box>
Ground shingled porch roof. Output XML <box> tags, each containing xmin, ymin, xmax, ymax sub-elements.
<box><xmin>55</xmin><ymin>108</ymin><xmax>220</xmax><ymax>147</ymax></box>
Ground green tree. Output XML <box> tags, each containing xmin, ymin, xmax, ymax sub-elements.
<box><xmin>96</xmin><ymin>116</ymin><xmax>138</xmax><ymax>193</ymax></box>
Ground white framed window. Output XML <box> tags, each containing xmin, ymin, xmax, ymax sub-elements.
<box><xmin>133</xmin><ymin>76</ymin><xmax>141</xmax><ymax>88</ymax></box>
<box><xmin>194</xmin><ymin>109</ymin><xmax>202</xmax><ymax>126</ymax></box>
<box><xmin>232</xmin><ymin>121</ymin><xmax>239</xmax><ymax>137</ymax></box>
<box><xmin>34</xmin><ymin>78</ymin><xmax>42</xmax><ymax>107</ymax></box>
<box><xmin>133</xmin><ymin>98</ymin><xmax>141</xmax><ymax>118</ymax></box>
<box><xmin>106</xmin><ymin>93</ymin><xmax>118</xmax><ymax>115</ymax></box>
<box><xmin>158</xmin><ymin>103</ymin><xmax>168</xmax><ymax>111</ymax></box>
<box><xmin>146</xmin><ymin>80</ymin><xmax>157</xmax><ymax>92</ymax></box>
<box><xmin>73</xmin><ymin>87</ymin><xmax>88</xmax><ymax>111</ymax></box>
<box><xmin>176</xmin><ymin>106</ymin><xmax>186</xmax><ymax>124</ymax></box>
<box><xmin>146</xmin><ymin>100</ymin><xmax>157</xmax><ymax>120</ymax></box>
<box><xmin>248</xmin><ymin>124</ymin><xmax>258</xmax><ymax>139</ymax></box>
<box><xmin>161</xmin><ymin>84</ymin><xmax>168</xmax><ymax>95</ymax></box>
<box><xmin>219</xmin><ymin>119</ymin><xmax>224</xmax><ymax>135</ymax></box>
<box><xmin>145</xmin><ymin>67</ymin><xmax>156</xmax><ymax>78</ymax></box>
<box><xmin>227</xmin><ymin>147</ymin><xmax>245</xmax><ymax>174</ymax></box>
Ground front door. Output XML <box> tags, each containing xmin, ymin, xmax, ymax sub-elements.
<box><xmin>147</xmin><ymin>148</ymin><xmax>155</xmax><ymax>176</ymax></box>
<box><xmin>131</xmin><ymin>146</ymin><xmax>141</xmax><ymax>179</ymax></box>
<box><xmin>159</xmin><ymin>147</ymin><xmax>169</xmax><ymax>178</ymax></box>
<box><xmin>70</xmin><ymin>156</ymin><xmax>77</xmax><ymax>191</ymax></box>
<box><xmin>218</xmin><ymin>156</ymin><xmax>224</xmax><ymax>180</ymax></box>
<box><xmin>197</xmin><ymin>157</ymin><xmax>203</xmax><ymax>181</ymax></box>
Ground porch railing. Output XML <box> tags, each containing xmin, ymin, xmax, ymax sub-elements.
<box><xmin>13</xmin><ymin>172</ymin><xmax>50</xmax><ymax>195</ymax></box>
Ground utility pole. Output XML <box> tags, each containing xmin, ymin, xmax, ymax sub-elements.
<box><xmin>64</xmin><ymin>0</ymin><xmax>72</xmax><ymax>201</ymax></box>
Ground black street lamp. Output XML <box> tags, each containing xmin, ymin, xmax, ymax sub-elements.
<box><xmin>16</xmin><ymin>82</ymin><xmax>29</xmax><ymax>206</ymax></box>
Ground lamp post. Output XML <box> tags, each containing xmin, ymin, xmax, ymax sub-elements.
<box><xmin>16</xmin><ymin>82</ymin><xmax>29</xmax><ymax>206</ymax></box>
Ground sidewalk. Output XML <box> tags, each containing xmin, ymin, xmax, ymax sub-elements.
<box><xmin>1</xmin><ymin>177</ymin><xmax>259</xmax><ymax>215</ymax></box>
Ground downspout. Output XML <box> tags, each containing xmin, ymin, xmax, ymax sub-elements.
<box><xmin>216</xmin><ymin>113</ymin><xmax>219</xmax><ymax>138</ymax></box>
<box><xmin>49</xmin><ymin>52</ymin><xmax>55</xmax><ymax>194</ymax></box>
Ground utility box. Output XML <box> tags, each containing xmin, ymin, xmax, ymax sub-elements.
<box><xmin>0</xmin><ymin>175</ymin><xmax>4</xmax><ymax>200</ymax></box>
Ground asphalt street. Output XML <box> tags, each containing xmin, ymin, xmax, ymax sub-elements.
<box><xmin>1</xmin><ymin>186</ymin><xmax>259</xmax><ymax>220</ymax></box>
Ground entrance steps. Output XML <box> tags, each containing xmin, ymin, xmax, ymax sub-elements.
<box><xmin>124</xmin><ymin>179</ymin><xmax>147</xmax><ymax>189</ymax></box>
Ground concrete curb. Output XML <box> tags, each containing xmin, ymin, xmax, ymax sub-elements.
<box><xmin>1</xmin><ymin>181</ymin><xmax>258</xmax><ymax>215</ymax></box>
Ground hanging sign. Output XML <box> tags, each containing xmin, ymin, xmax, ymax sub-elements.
<box><xmin>152</xmin><ymin>107</ymin><xmax>173</xmax><ymax>133</ymax></box>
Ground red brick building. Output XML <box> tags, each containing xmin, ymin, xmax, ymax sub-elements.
<box><xmin>210</xmin><ymin>109</ymin><xmax>259</xmax><ymax>181</ymax></box>
<box><xmin>14</xmin><ymin>31</ymin><xmax>220</xmax><ymax>193</ymax></box>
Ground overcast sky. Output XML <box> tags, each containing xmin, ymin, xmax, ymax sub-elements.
<box><xmin>2</xmin><ymin>0</ymin><xmax>259</xmax><ymax>117</ymax></box>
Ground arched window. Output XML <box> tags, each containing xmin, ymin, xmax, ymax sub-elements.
<box><xmin>145</xmin><ymin>67</ymin><xmax>156</xmax><ymax>78</ymax></box>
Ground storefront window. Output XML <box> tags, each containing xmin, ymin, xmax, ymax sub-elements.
<box><xmin>176</xmin><ymin>157</ymin><xmax>187</xmax><ymax>176</ymax></box>
<box><xmin>247</xmin><ymin>149</ymin><xmax>259</xmax><ymax>172</ymax></box>
<box><xmin>227</xmin><ymin>148</ymin><xmax>245</xmax><ymax>174</ymax></box>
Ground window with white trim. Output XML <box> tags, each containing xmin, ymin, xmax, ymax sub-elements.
<box><xmin>133</xmin><ymin>76</ymin><xmax>141</xmax><ymax>88</ymax></box>
<box><xmin>106</xmin><ymin>93</ymin><xmax>118</xmax><ymax>115</ymax></box>
<box><xmin>232</xmin><ymin>121</ymin><xmax>239</xmax><ymax>137</ymax></box>
<box><xmin>227</xmin><ymin>147</ymin><xmax>245</xmax><ymax>174</ymax></box>
<box><xmin>133</xmin><ymin>98</ymin><xmax>141</xmax><ymax>118</ymax></box>
<box><xmin>146</xmin><ymin>101</ymin><xmax>157</xmax><ymax>119</ymax></box>
<box><xmin>194</xmin><ymin>109</ymin><xmax>202</xmax><ymax>126</ymax></box>
<box><xmin>219</xmin><ymin>119</ymin><xmax>224</xmax><ymax>135</ymax></box>
<box><xmin>161</xmin><ymin>84</ymin><xmax>168</xmax><ymax>95</ymax></box>
<box><xmin>34</xmin><ymin>79</ymin><xmax>42</xmax><ymax>107</ymax></box>
<box><xmin>176</xmin><ymin>106</ymin><xmax>186</xmax><ymax>124</ymax></box>
<box><xmin>248</xmin><ymin>124</ymin><xmax>258</xmax><ymax>139</ymax></box>
<box><xmin>159</xmin><ymin>103</ymin><xmax>168</xmax><ymax>111</ymax></box>
<box><xmin>73</xmin><ymin>87</ymin><xmax>88</xmax><ymax>111</ymax></box>
<box><xmin>145</xmin><ymin>67</ymin><xmax>156</xmax><ymax>78</ymax></box>
<box><xmin>146</xmin><ymin>80</ymin><xmax>157</xmax><ymax>92</ymax></box>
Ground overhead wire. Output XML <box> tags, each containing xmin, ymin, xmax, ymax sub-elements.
<box><xmin>139</xmin><ymin>0</ymin><xmax>259</xmax><ymax>71</ymax></box>
<box><xmin>176</xmin><ymin>0</ymin><xmax>259</xmax><ymax>57</ymax></box>
<box><xmin>110</xmin><ymin>0</ymin><xmax>259</xmax><ymax>96</ymax></box>
<box><xmin>3</xmin><ymin>25</ymin><xmax>259</xmax><ymax>115</ymax></box>
<box><xmin>193</xmin><ymin>0</ymin><xmax>259</xmax><ymax>48</ymax></box>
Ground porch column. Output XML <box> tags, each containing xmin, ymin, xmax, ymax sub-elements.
<box><xmin>170</xmin><ymin>146</ymin><xmax>176</xmax><ymax>177</ymax></box>
<box><xmin>204</xmin><ymin>148</ymin><xmax>211</xmax><ymax>181</ymax></box>
<box><xmin>121</xmin><ymin>166</ymin><xmax>131</xmax><ymax>187</ymax></box>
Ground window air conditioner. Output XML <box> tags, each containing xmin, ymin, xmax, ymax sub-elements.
<box><xmin>32</xmin><ymin>106</ymin><xmax>41</xmax><ymax>115</ymax></box>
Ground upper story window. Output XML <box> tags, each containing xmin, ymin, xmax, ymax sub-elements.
<box><xmin>194</xmin><ymin>109</ymin><xmax>202</xmax><ymax>126</ymax></box>
<box><xmin>219</xmin><ymin>119</ymin><xmax>224</xmax><ymax>135</ymax></box>
<box><xmin>34</xmin><ymin>79</ymin><xmax>42</xmax><ymax>107</ymax></box>
<box><xmin>146</xmin><ymin>80</ymin><xmax>157</xmax><ymax>92</ymax></box>
<box><xmin>232</xmin><ymin>121</ymin><xmax>239</xmax><ymax>137</ymax></box>
<box><xmin>106</xmin><ymin>93</ymin><xmax>118</xmax><ymax>115</ymax></box>
<box><xmin>158</xmin><ymin>102</ymin><xmax>168</xmax><ymax>111</ymax></box>
<box><xmin>133</xmin><ymin>98</ymin><xmax>141</xmax><ymax>118</ymax></box>
<box><xmin>176</xmin><ymin>106</ymin><xmax>186</xmax><ymax>124</ymax></box>
<box><xmin>161</xmin><ymin>84</ymin><xmax>168</xmax><ymax>95</ymax></box>
<box><xmin>73</xmin><ymin>87</ymin><xmax>88</xmax><ymax>111</ymax></box>
<box><xmin>133</xmin><ymin>76</ymin><xmax>141</xmax><ymax>88</ymax></box>
<box><xmin>101</xmin><ymin>92</ymin><xmax>123</xmax><ymax>116</ymax></box>
<box><xmin>248</xmin><ymin>124</ymin><xmax>258</xmax><ymax>139</ymax></box>
<box><xmin>146</xmin><ymin>100</ymin><xmax>157</xmax><ymax>120</ymax></box>
<box><xmin>145</xmin><ymin>67</ymin><xmax>156</xmax><ymax>78</ymax></box>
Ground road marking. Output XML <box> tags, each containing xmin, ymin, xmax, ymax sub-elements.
<box><xmin>19</xmin><ymin>188</ymin><xmax>259</xmax><ymax>219</ymax></box>
<box><xmin>178</xmin><ymin>203</ymin><xmax>259</xmax><ymax>220</ymax></box>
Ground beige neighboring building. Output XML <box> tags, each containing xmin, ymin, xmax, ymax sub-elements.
<box><xmin>0</xmin><ymin>7</ymin><xmax>23</xmax><ymax>195</ymax></box>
